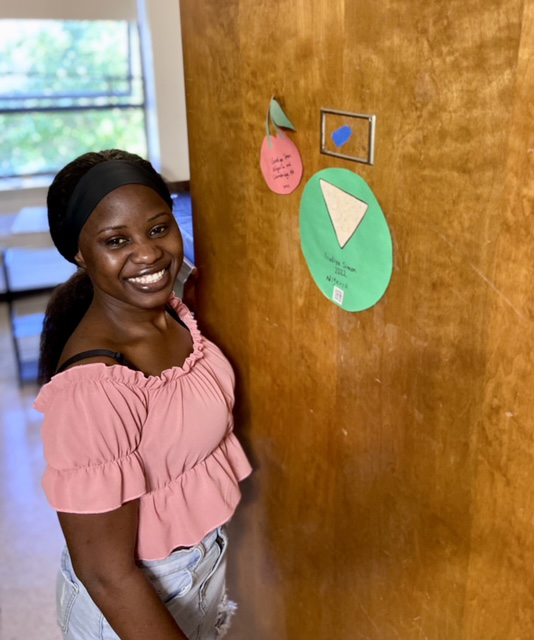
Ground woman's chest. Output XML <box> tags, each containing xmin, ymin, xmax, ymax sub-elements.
<box><xmin>138</xmin><ymin>372</ymin><xmax>232</xmax><ymax>476</ymax></box>
<box><xmin>128</xmin><ymin>323</ymin><xmax>194</xmax><ymax>376</ymax></box>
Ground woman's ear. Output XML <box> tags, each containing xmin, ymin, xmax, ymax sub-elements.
<box><xmin>74</xmin><ymin>250</ymin><xmax>87</xmax><ymax>269</ymax></box>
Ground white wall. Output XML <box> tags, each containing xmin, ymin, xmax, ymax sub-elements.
<box><xmin>0</xmin><ymin>0</ymin><xmax>137</xmax><ymax>21</ymax></box>
<box><xmin>139</xmin><ymin>0</ymin><xmax>190</xmax><ymax>183</ymax></box>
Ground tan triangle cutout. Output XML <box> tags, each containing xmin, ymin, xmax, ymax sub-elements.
<box><xmin>320</xmin><ymin>179</ymin><xmax>368</xmax><ymax>249</ymax></box>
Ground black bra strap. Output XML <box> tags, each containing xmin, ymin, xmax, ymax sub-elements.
<box><xmin>56</xmin><ymin>349</ymin><xmax>137</xmax><ymax>374</ymax></box>
<box><xmin>55</xmin><ymin>306</ymin><xmax>189</xmax><ymax>374</ymax></box>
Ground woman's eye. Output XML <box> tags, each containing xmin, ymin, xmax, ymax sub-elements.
<box><xmin>150</xmin><ymin>224</ymin><xmax>168</xmax><ymax>236</ymax></box>
<box><xmin>106</xmin><ymin>237</ymin><xmax>127</xmax><ymax>247</ymax></box>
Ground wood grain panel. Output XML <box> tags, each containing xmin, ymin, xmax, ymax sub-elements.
<box><xmin>179</xmin><ymin>0</ymin><xmax>528</xmax><ymax>637</ymax></box>
<box><xmin>464</xmin><ymin>0</ymin><xmax>534</xmax><ymax>635</ymax></box>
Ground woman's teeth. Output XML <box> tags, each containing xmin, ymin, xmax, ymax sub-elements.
<box><xmin>128</xmin><ymin>269</ymin><xmax>166</xmax><ymax>285</ymax></box>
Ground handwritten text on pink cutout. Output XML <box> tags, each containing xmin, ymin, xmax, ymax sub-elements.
<box><xmin>260</xmin><ymin>135</ymin><xmax>303</xmax><ymax>195</ymax></box>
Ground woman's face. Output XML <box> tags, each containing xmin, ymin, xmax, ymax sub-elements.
<box><xmin>76</xmin><ymin>183</ymin><xmax>183</xmax><ymax>311</ymax></box>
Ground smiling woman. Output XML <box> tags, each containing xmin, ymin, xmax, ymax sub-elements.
<box><xmin>75</xmin><ymin>184</ymin><xmax>184</xmax><ymax>321</ymax></box>
<box><xmin>34</xmin><ymin>149</ymin><xmax>252</xmax><ymax>640</ymax></box>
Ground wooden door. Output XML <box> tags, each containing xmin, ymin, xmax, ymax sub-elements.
<box><xmin>179</xmin><ymin>0</ymin><xmax>534</xmax><ymax>637</ymax></box>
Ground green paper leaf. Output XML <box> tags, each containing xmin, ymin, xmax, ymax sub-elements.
<box><xmin>266</xmin><ymin>109</ymin><xmax>273</xmax><ymax>148</ymax></box>
<box><xmin>270</xmin><ymin>98</ymin><xmax>296</xmax><ymax>131</ymax></box>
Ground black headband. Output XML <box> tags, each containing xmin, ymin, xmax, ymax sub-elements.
<box><xmin>58</xmin><ymin>159</ymin><xmax>173</xmax><ymax>263</ymax></box>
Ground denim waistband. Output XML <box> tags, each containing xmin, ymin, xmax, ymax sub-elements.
<box><xmin>136</xmin><ymin>527</ymin><xmax>222</xmax><ymax>573</ymax></box>
<box><xmin>58</xmin><ymin>526</ymin><xmax>231</xmax><ymax>638</ymax></box>
<box><xmin>63</xmin><ymin>527</ymin><xmax>223</xmax><ymax>582</ymax></box>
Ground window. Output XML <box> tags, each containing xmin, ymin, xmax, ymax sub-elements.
<box><xmin>0</xmin><ymin>20</ymin><xmax>147</xmax><ymax>179</ymax></box>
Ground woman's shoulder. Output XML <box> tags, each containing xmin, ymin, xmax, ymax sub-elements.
<box><xmin>56</xmin><ymin>308</ymin><xmax>120</xmax><ymax>370</ymax></box>
<box><xmin>36</xmin><ymin>295</ymin><xmax>203</xmax><ymax>408</ymax></box>
<box><xmin>56</xmin><ymin>294</ymin><xmax>194</xmax><ymax>369</ymax></box>
<box><xmin>34</xmin><ymin>359</ymin><xmax>148</xmax><ymax>414</ymax></box>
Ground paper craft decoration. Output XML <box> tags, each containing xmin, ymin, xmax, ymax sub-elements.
<box><xmin>331</xmin><ymin>125</ymin><xmax>353</xmax><ymax>148</ymax></box>
<box><xmin>300</xmin><ymin>168</ymin><xmax>393</xmax><ymax>312</ymax></box>
<box><xmin>260</xmin><ymin>98</ymin><xmax>303</xmax><ymax>195</ymax></box>
<box><xmin>319</xmin><ymin>179</ymin><xmax>368</xmax><ymax>248</ymax></box>
<box><xmin>260</xmin><ymin>135</ymin><xmax>302</xmax><ymax>194</ymax></box>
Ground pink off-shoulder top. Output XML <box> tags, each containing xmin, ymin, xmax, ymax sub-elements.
<box><xmin>34</xmin><ymin>296</ymin><xmax>252</xmax><ymax>561</ymax></box>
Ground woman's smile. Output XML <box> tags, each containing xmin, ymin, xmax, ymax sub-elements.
<box><xmin>125</xmin><ymin>266</ymin><xmax>173</xmax><ymax>293</ymax></box>
<box><xmin>76</xmin><ymin>183</ymin><xmax>183</xmax><ymax>310</ymax></box>
<box><xmin>127</xmin><ymin>267</ymin><xmax>167</xmax><ymax>286</ymax></box>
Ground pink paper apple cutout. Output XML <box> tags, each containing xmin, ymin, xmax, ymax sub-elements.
<box><xmin>260</xmin><ymin>134</ymin><xmax>303</xmax><ymax>195</ymax></box>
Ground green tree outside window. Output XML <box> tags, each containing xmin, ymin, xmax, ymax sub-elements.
<box><xmin>0</xmin><ymin>20</ymin><xmax>147</xmax><ymax>178</ymax></box>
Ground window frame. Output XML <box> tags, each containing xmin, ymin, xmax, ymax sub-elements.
<box><xmin>0</xmin><ymin>18</ymin><xmax>148</xmax><ymax>180</ymax></box>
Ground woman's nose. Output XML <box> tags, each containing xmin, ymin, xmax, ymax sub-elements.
<box><xmin>130</xmin><ymin>237</ymin><xmax>163</xmax><ymax>263</ymax></box>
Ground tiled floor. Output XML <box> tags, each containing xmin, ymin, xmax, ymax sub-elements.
<box><xmin>0</xmin><ymin>302</ymin><xmax>63</xmax><ymax>640</ymax></box>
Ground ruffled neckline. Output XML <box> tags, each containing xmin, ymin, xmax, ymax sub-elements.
<box><xmin>44</xmin><ymin>294</ymin><xmax>204</xmax><ymax>389</ymax></box>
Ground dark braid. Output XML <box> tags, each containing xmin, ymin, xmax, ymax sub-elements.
<box><xmin>38</xmin><ymin>149</ymin><xmax>170</xmax><ymax>384</ymax></box>
<box><xmin>38</xmin><ymin>270</ymin><xmax>93</xmax><ymax>385</ymax></box>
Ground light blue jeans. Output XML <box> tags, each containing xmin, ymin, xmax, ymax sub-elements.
<box><xmin>56</xmin><ymin>527</ymin><xmax>235</xmax><ymax>639</ymax></box>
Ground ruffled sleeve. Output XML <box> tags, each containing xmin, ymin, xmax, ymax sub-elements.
<box><xmin>34</xmin><ymin>368</ymin><xmax>149</xmax><ymax>514</ymax></box>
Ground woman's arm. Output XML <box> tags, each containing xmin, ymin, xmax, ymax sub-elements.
<box><xmin>58</xmin><ymin>500</ymin><xmax>188</xmax><ymax>640</ymax></box>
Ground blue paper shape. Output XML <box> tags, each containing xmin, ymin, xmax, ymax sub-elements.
<box><xmin>331</xmin><ymin>125</ymin><xmax>353</xmax><ymax>148</ymax></box>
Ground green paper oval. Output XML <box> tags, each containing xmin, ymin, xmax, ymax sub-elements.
<box><xmin>300</xmin><ymin>168</ymin><xmax>393</xmax><ymax>312</ymax></box>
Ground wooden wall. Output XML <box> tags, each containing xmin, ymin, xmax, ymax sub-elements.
<box><xmin>179</xmin><ymin>0</ymin><xmax>534</xmax><ymax>637</ymax></box>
